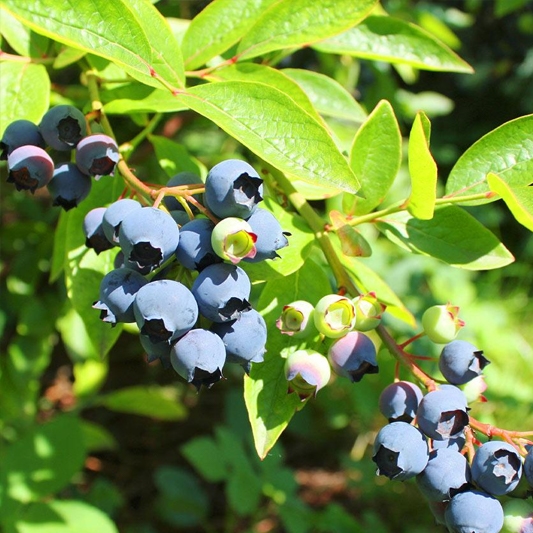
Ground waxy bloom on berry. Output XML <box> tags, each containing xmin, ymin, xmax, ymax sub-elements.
<box><xmin>284</xmin><ymin>349</ymin><xmax>331</xmax><ymax>400</ymax></box>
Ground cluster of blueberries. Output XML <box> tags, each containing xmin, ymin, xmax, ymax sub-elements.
<box><xmin>84</xmin><ymin>159</ymin><xmax>290</xmax><ymax>389</ymax></box>
<box><xmin>2</xmin><ymin>105</ymin><xmax>119</xmax><ymax>209</ymax></box>
<box><xmin>373</xmin><ymin>340</ymin><xmax>533</xmax><ymax>533</ymax></box>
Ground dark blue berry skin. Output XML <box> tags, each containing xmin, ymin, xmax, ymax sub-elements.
<box><xmin>242</xmin><ymin>207</ymin><xmax>289</xmax><ymax>262</ymax></box>
<box><xmin>133</xmin><ymin>280</ymin><xmax>198</xmax><ymax>345</ymax></box>
<box><xmin>416</xmin><ymin>387</ymin><xmax>469</xmax><ymax>441</ymax></box>
<box><xmin>191</xmin><ymin>263</ymin><xmax>251</xmax><ymax>323</ymax></box>
<box><xmin>416</xmin><ymin>448</ymin><xmax>471</xmax><ymax>502</ymax></box>
<box><xmin>175</xmin><ymin>218</ymin><xmax>222</xmax><ymax>271</ymax></box>
<box><xmin>75</xmin><ymin>134</ymin><xmax>119</xmax><ymax>178</ymax></box>
<box><xmin>525</xmin><ymin>447</ymin><xmax>533</xmax><ymax>487</ymax></box>
<box><xmin>140</xmin><ymin>333</ymin><xmax>172</xmax><ymax>369</ymax></box>
<box><xmin>210</xmin><ymin>309</ymin><xmax>267</xmax><ymax>372</ymax></box>
<box><xmin>1</xmin><ymin>119</ymin><xmax>45</xmax><ymax>159</ymax></box>
<box><xmin>432</xmin><ymin>433</ymin><xmax>466</xmax><ymax>453</ymax></box>
<box><xmin>163</xmin><ymin>171</ymin><xmax>204</xmax><ymax>212</ymax></box>
<box><xmin>471</xmin><ymin>441</ymin><xmax>523</xmax><ymax>496</ymax></box>
<box><xmin>93</xmin><ymin>268</ymin><xmax>148</xmax><ymax>325</ymax></box>
<box><xmin>113</xmin><ymin>249</ymin><xmax>152</xmax><ymax>275</ymax></box>
<box><xmin>119</xmin><ymin>207</ymin><xmax>180</xmax><ymax>272</ymax></box>
<box><xmin>7</xmin><ymin>145</ymin><xmax>54</xmax><ymax>193</ymax></box>
<box><xmin>444</xmin><ymin>490</ymin><xmax>504</xmax><ymax>533</ymax></box>
<box><xmin>83</xmin><ymin>207</ymin><xmax>115</xmax><ymax>254</ymax></box>
<box><xmin>170</xmin><ymin>328</ymin><xmax>226</xmax><ymax>390</ymax></box>
<box><xmin>439</xmin><ymin>340</ymin><xmax>490</xmax><ymax>385</ymax></box>
<box><xmin>39</xmin><ymin>105</ymin><xmax>86</xmax><ymax>150</ymax></box>
<box><xmin>102</xmin><ymin>198</ymin><xmax>142</xmax><ymax>244</ymax></box>
<box><xmin>372</xmin><ymin>421</ymin><xmax>429</xmax><ymax>481</ymax></box>
<box><xmin>328</xmin><ymin>331</ymin><xmax>378</xmax><ymax>383</ymax></box>
<box><xmin>204</xmin><ymin>159</ymin><xmax>263</xmax><ymax>219</ymax></box>
<box><xmin>47</xmin><ymin>162</ymin><xmax>92</xmax><ymax>210</ymax></box>
<box><xmin>378</xmin><ymin>381</ymin><xmax>423</xmax><ymax>423</ymax></box>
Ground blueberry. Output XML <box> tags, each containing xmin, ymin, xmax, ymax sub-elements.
<box><xmin>276</xmin><ymin>300</ymin><xmax>316</xmax><ymax>338</ymax></box>
<box><xmin>119</xmin><ymin>207</ymin><xmax>180</xmax><ymax>272</ymax></box>
<box><xmin>113</xmin><ymin>249</ymin><xmax>152</xmax><ymax>276</ymax></box>
<box><xmin>444</xmin><ymin>490</ymin><xmax>504</xmax><ymax>533</ymax></box>
<box><xmin>1</xmin><ymin>119</ymin><xmax>45</xmax><ymax>159</ymax></box>
<box><xmin>47</xmin><ymin>162</ymin><xmax>92</xmax><ymax>210</ymax></box>
<box><xmin>191</xmin><ymin>263</ymin><xmax>251</xmax><ymax>323</ymax></box>
<box><xmin>439</xmin><ymin>340</ymin><xmax>490</xmax><ymax>385</ymax></box>
<box><xmin>7</xmin><ymin>145</ymin><xmax>54</xmax><ymax>193</ymax></box>
<box><xmin>175</xmin><ymin>218</ymin><xmax>222</xmax><ymax>271</ymax></box>
<box><xmin>416</xmin><ymin>448</ymin><xmax>471</xmax><ymax>501</ymax></box>
<box><xmin>93</xmin><ymin>267</ymin><xmax>148</xmax><ymax>325</ymax></box>
<box><xmin>432</xmin><ymin>433</ymin><xmax>467</xmax><ymax>453</ymax></box>
<box><xmin>163</xmin><ymin>171</ymin><xmax>204</xmax><ymax>212</ymax></box>
<box><xmin>140</xmin><ymin>333</ymin><xmax>172</xmax><ymax>369</ymax></box>
<box><xmin>416</xmin><ymin>387</ymin><xmax>469</xmax><ymax>441</ymax></box>
<box><xmin>211</xmin><ymin>217</ymin><xmax>257</xmax><ymax>264</ymax></box>
<box><xmin>83</xmin><ymin>207</ymin><xmax>115</xmax><ymax>254</ymax></box>
<box><xmin>313</xmin><ymin>294</ymin><xmax>356</xmax><ymax>339</ymax></box>
<box><xmin>372</xmin><ymin>421</ymin><xmax>429</xmax><ymax>481</ymax></box>
<box><xmin>75</xmin><ymin>133</ymin><xmax>119</xmax><ymax>178</ymax></box>
<box><xmin>328</xmin><ymin>331</ymin><xmax>378</xmax><ymax>382</ymax></box>
<box><xmin>378</xmin><ymin>380</ymin><xmax>423</xmax><ymax>423</ymax></box>
<box><xmin>170</xmin><ymin>328</ymin><xmax>226</xmax><ymax>390</ymax></box>
<box><xmin>39</xmin><ymin>105</ymin><xmax>86</xmax><ymax>150</ymax></box>
<box><xmin>204</xmin><ymin>159</ymin><xmax>263</xmax><ymax>219</ymax></box>
<box><xmin>210</xmin><ymin>309</ymin><xmax>267</xmax><ymax>372</ymax></box>
<box><xmin>525</xmin><ymin>447</ymin><xmax>533</xmax><ymax>487</ymax></box>
<box><xmin>242</xmin><ymin>207</ymin><xmax>289</xmax><ymax>262</ymax></box>
<box><xmin>284</xmin><ymin>349</ymin><xmax>331</xmax><ymax>399</ymax></box>
<box><xmin>133</xmin><ymin>280</ymin><xmax>198</xmax><ymax>345</ymax></box>
<box><xmin>471</xmin><ymin>441</ymin><xmax>523</xmax><ymax>496</ymax></box>
<box><xmin>102</xmin><ymin>198</ymin><xmax>143</xmax><ymax>244</ymax></box>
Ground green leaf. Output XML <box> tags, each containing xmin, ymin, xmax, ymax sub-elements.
<box><xmin>80</xmin><ymin>420</ymin><xmax>118</xmax><ymax>453</ymax></box>
<box><xmin>237</xmin><ymin>0</ymin><xmax>377</xmax><ymax>60</ymax></box>
<box><xmin>0</xmin><ymin>5</ymin><xmax>49</xmax><ymax>57</ymax></box>
<box><xmin>313</xmin><ymin>15</ymin><xmax>473</xmax><ymax>73</ymax></box>
<box><xmin>181</xmin><ymin>437</ymin><xmax>228</xmax><ymax>482</ymax></box>
<box><xmin>176</xmin><ymin>81</ymin><xmax>359</xmax><ymax>193</ymax></box>
<box><xmin>15</xmin><ymin>500</ymin><xmax>118</xmax><ymax>533</ymax></box>
<box><xmin>1</xmin><ymin>0</ymin><xmax>184</xmax><ymax>90</ymax></box>
<box><xmin>487</xmin><ymin>172</ymin><xmax>533</xmax><ymax>232</ymax></box>
<box><xmin>149</xmin><ymin>135</ymin><xmax>206</xmax><ymax>178</ymax></box>
<box><xmin>445</xmin><ymin>114</ymin><xmax>533</xmax><ymax>203</ymax></box>
<box><xmin>0</xmin><ymin>62</ymin><xmax>50</xmax><ymax>137</ymax></box>
<box><xmin>375</xmin><ymin>206</ymin><xmax>514</xmax><ymax>270</ymax></box>
<box><xmin>346</xmin><ymin>99</ymin><xmax>401</xmax><ymax>215</ymax></box>
<box><xmin>329</xmin><ymin>210</ymin><xmax>372</xmax><ymax>257</ymax></box>
<box><xmin>0</xmin><ymin>415</ymin><xmax>85</xmax><ymax>507</ymax></box>
<box><xmin>407</xmin><ymin>111</ymin><xmax>437</xmax><ymax>220</ymax></box>
<box><xmin>282</xmin><ymin>68</ymin><xmax>367</xmax><ymax>123</ymax></box>
<box><xmin>182</xmin><ymin>0</ymin><xmax>279</xmax><ymax>70</ymax></box>
<box><xmin>97</xmin><ymin>385</ymin><xmax>187</xmax><ymax>421</ymax></box>
<box><xmin>245</xmin><ymin>259</ymin><xmax>332</xmax><ymax>459</ymax></box>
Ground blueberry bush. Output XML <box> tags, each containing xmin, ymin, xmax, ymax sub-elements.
<box><xmin>1</xmin><ymin>1</ymin><xmax>533</xmax><ymax>532</ymax></box>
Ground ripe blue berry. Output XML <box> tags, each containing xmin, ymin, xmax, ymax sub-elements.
<box><xmin>445</xmin><ymin>490</ymin><xmax>504</xmax><ymax>533</ymax></box>
<box><xmin>204</xmin><ymin>159</ymin><xmax>263</xmax><ymax>219</ymax></box>
<box><xmin>284</xmin><ymin>349</ymin><xmax>331</xmax><ymax>399</ymax></box>
<box><xmin>210</xmin><ymin>309</ymin><xmax>267</xmax><ymax>372</ymax></box>
<box><xmin>471</xmin><ymin>441</ymin><xmax>523</xmax><ymax>496</ymax></box>
<box><xmin>432</xmin><ymin>433</ymin><xmax>467</xmax><ymax>453</ymax></box>
<box><xmin>1</xmin><ymin>119</ymin><xmax>45</xmax><ymax>159</ymax></box>
<box><xmin>163</xmin><ymin>171</ymin><xmax>203</xmax><ymax>212</ymax></box>
<box><xmin>378</xmin><ymin>380</ymin><xmax>423</xmax><ymax>423</ymax></box>
<box><xmin>372</xmin><ymin>421</ymin><xmax>429</xmax><ymax>481</ymax></box>
<box><xmin>328</xmin><ymin>331</ymin><xmax>378</xmax><ymax>382</ymax></box>
<box><xmin>175</xmin><ymin>218</ymin><xmax>222</xmax><ymax>271</ymax></box>
<box><xmin>39</xmin><ymin>105</ymin><xmax>86</xmax><ymax>150</ymax></box>
<box><xmin>119</xmin><ymin>207</ymin><xmax>180</xmax><ymax>272</ymax></box>
<box><xmin>102</xmin><ymin>198</ymin><xmax>142</xmax><ymax>244</ymax></box>
<box><xmin>242</xmin><ymin>207</ymin><xmax>289</xmax><ymax>262</ymax></box>
<box><xmin>7</xmin><ymin>145</ymin><xmax>54</xmax><ymax>193</ymax></box>
<box><xmin>47</xmin><ymin>162</ymin><xmax>92</xmax><ymax>210</ymax></box>
<box><xmin>75</xmin><ymin>134</ymin><xmax>119</xmax><ymax>178</ymax></box>
<box><xmin>170</xmin><ymin>328</ymin><xmax>226</xmax><ymax>390</ymax></box>
<box><xmin>93</xmin><ymin>268</ymin><xmax>148</xmax><ymax>325</ymax></box>
<box><xmin>191</xmin><ymin>263</ymin><xmax>251</xmax><ymax>322</ymax></box>
<box><xmin>416</xmin><ymin>387</ymin><xmax>469</xmax><ymax>441</ymax></box>
<box><xmin>439</xmin><ymin>340</ymin><xmax>490</xmax><ymax>385</ymax></box>
<box><xmin>83</xmin><ymin>207</ymin><xmax>115</xmax><ymax>254</ymax></box>
<box><xmin>133</xmin><ymin>280</ymin><xmax>198</xmax><ymax>345</ymax></box>
<box><xmin>525</xmin><ymin>447</ymin><xmax>533</xmax><ymax>488</ymax></box>
<box><xmin>140</xmin><ymin>333</ymin><xmax>172</xmax><ymax>369</ymax></box>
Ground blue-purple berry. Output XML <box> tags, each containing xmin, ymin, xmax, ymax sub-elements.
<box><xmin>39</xmin><ymin>105</ymin><xmax>86</xmax><ymax>150</ymax></box>
<box><xmin>378</xmin><ymin>380</ymin><xmax>423</xmax><ymax>423</ymax></box>
<box><xmin>444</xmin><ymin>490</ymin><xmax>504</xmax><ymax>533</ymax></box>
<box><xmin>328</xmin><ymin>331</ymin><xmax>378</xmax><ymax>382</ymax></box>
<box><xmin>83</xmin><ymin>207</ymin><xmax>115</xmax><ymax>254</ymax></box>
<box><xmin>1</xmin><ymin>119</ymin><xmax>45</xmax><ymax>159</ymax></box>
<box><xmin>163</xmin><ymin>171</ymin><xmax>203</xmax><ymax>212</ymax></box>
<box><xmin>242</xmin><ymin>207</ymin><xmax>289</xmax><ymax>262</ymax></box>
<box><xmin>439</xmin><ymin>340</ymin><xmax>490</xmax><ymax>385</ymax></box>
<box><xmin>102</xmin><ymin>198</ymin><xmax>142</xmax><ymax>245</ymax></box>
<box><xmin>175</xmin><ymin>218</ymin><xmax>222</xmax><ymax>271</ymax></box>
<box><xmin>75</xmin><ymin>133</ymin><xmax>119</xmax><ymax>178</ymax></box>
<box><xmin>7</xmin><ymin>145</ymin><xmax>54</xmax><ymax>193</ymax></box>
<box><xmin>47</xmin><ymin>162</ymin><xmax>92</xmax><ymax>210</ymax></box>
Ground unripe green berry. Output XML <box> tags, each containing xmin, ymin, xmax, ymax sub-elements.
<box><xmin>276</xmin><ymin>300</ymin><xmax>316</xmax><ymax>338</ymax></box>
<box><xmin>313</xmin><ymin>294</ymin><xmax>356</xmax><ymax>339</ymax></box>
<box><xmin>353</xmin><ymin>292</ymin><xmax>386</xmax><ymax>331</ymax></box>
<box><xmin>211</xmin><ymin>217</ymin><xmax>257</xmax><ymax>264</ymax></box>
<box><xmin>422</xmin><ymin>304</ymin><xmax>464</xmax><ymax>344</ymax></box>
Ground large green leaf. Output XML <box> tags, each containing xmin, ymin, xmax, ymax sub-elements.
<box><xmin>407</xmin><ymin>111</ymin><xmax>437</xmax><ymax>220</ymax></box>
<box><xmin>376</xmin><ymin>206</ymin><xmax>514</xmax><ymax>270</ymax></box>
<box><xmin>237</xmin><ymin>0</ymin><xmax>377</xmax><ymax>60</ymax></box>
<box><xmin>1</xmin><ymin>0</ymin><xmax>184</xmax><ymax>90</ymax></box>
<box><xmin>313</xmin><ymin>15</ymin><xmax>473</xmax><ymax>73</ymax></box>
<box><xmin>346</xmin><ymin>100</ymin><xmax>401</xmax><ymax>215</ymax></box>
<box><xmin>244</xmin><ymin>259</ymin><xmax>332</xmax><ymax>459</ymax></box>
<box><xmin>149</xmin><ymin>135</ymin><xmax>206</xmax><ymax>178</ymax></box>
<box><xmin>0</xmin><ymin>5</ymin><xmax>49</xmax><ymax>57</ymax></box>
<box><xmin>182</xmin><ymin>0</ymin><xmax>278</xmax><ymax>70</ymax></box>
<box><xmin>445</xmin><ymin>114</ymin><xmax>533</xmax><ymax>203</ymax></box>
<box><xmin>0</xmin><ymin>62</ymin><xmax>49</xmax><ymax>137</ymax></box>
<box><xmin>176</xmin><ymin>81</ymin><xmax>360</xmax><ymax>193</ymax></box>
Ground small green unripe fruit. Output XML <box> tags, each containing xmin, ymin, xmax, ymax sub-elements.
<box><xmin>422</xmin><ymin>304</ymin><xmax>464</xmax><ymax>344</ymax></box>
<box><xmin>284</xmin><ymin>349</ymin><xmax>331</xmax><ymax>400</ymax></box>
<box><xmin>502</xmin><ymin>499</ymin><xmax>533</xmax><ymax>533</ymax></box>
<box><xmin>313</xmin><ymin>294</ymin><xmax>356</xmax><ymax>339</ymax></box>
<box><xmin>276</xmin><ymin>300</ymin><xmax>316</xmax><ymax>338</ymax></box>
<box><xmin>353</xmin><ymin>292</ymin><xmax>386</xmax><ymax>331</ymax></box>
<box><xmin>211</xmin><ymin>217</ymin><xmax>257</xmax><ymax>264</ymax></box>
